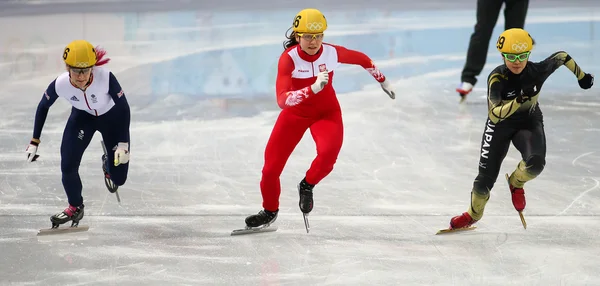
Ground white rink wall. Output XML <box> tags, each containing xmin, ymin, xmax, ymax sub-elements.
<box><xmin>0</xmin><ymin>1</ymin><xmax>599</xmax><ymax>101</ymax></box>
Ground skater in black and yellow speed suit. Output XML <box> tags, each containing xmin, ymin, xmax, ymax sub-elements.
<box><xmin>449</xmin><ymin>28</ymin><xmax>594</xmax><ymax>229</ymax></box>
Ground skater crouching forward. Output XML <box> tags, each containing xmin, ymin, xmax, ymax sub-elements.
<box><xmin>449</xmin><ymin>28</ymin><xmax>594</xmax><ymax>230</ymax></box>
<box><xmin>26</xmin><ymin>40</ymin><xmax>131</xmax><ymax>228</ymax></box>
<box><xmin>244</xmin><ymin>8</ymin><xmax>396</xmax><ymax>230</ymax></box>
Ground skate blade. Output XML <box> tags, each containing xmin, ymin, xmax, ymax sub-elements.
<box><xmin>37</xmin><ymin>225</ymin><xmax>89</xmax><ymax>236</ymax></box>
<box><xmin>115</xmin><ymin>190</ymin><xmax>121</xmax><ymax>204</ymax></box>
<box><xmin>436</xmin><ymin>226</ymin><xmax>476</xmax><ymax>235</ymax></box>
<box><xmin>231</xmin><ymin>226</ymin><xmax>278</xmax><ymax>236</ymax></box>
<box><xmin>505</xmin><ymin>173</ymin><xmax>527</xmax><ymax>229</ymax></box>
<box><xmin>302</xmin><ymin>213</ymin><xmax>310</xmax><ymax>233</ymax></box>
<box><xmin>518</xmin><ymin>211</ymin><xmax>527</xmax><ymax>229</ymax></box>
<box><xmin>102</xmin><ymin>140</ymin><xmax>121</xmax><ymax>204</ymax></box>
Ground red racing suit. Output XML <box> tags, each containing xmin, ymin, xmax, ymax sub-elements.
<box><xmin>260</xmin><ymin>43</ymin><xmax>387</xmax><ymax>211</ymax></box>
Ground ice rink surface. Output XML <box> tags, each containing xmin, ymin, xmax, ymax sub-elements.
<box><xmin>1</xmin><ymin>0</ymin><xmax>600</xmax><ymax>285</ymax></box>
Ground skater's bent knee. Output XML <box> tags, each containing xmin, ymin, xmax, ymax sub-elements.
<box><xmin>111</xmin><ymin>175</ymin><xmax>127</xmax><ymax>186</ymax></box>
<box><xmin>109</xmin><ymin>168</ymin><xmax>128</xmax><ymax>186</ymax></box>
<box><xmin>525</xmin><ymin>155</ymin><xmax>545</xmax><ymax>176</ymax></box>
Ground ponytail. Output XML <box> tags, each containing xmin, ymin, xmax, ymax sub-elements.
<box><xmin>283</xmin><ymin>27</ymin><xmax>299</xmax><ymax>50</ymax></box>
<box><xmin>94</xmin><ymin>46</ymin><xmax>110</xmax><ymax>66</ymax></box>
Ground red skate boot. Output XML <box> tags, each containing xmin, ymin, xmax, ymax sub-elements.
<box><xmin>450</xmin><ymin>212</ymin><xmax>477</xmax><ymax>229</ymax></box>
<box><xmin>504</xmin><ymin>173</ymin><xmax>527</xmax><ymax>229</ymax></box>
<box><xmin>509</xmin><ymin>184</ymin><xmax>526</xmax><ymax>212</ymax></box>
<box><xmin>437</xmin><ymin>212</ymin><xmax>478</xmax><ymax>234</ymax></box>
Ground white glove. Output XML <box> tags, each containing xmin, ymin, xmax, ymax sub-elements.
<box><xmin>310</xmin><ymin>71</ymin><xmax>329</xmax><ymax>94</ymax></box>
<box><xmin>113</xmin><ymin>142</ymin><xmax>129</xmax><ymax>166</ymax></box>
<box><xmin>26</xmin><ymin>139</ymin><xmax>40</xmax><ymax>162</ymax></box>
<box><xmin>381</xmin><ymin>79</ymin><xmax>395</xmax><ymax>99</ymax></box>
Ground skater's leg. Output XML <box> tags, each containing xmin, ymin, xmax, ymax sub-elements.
<box><xmin>450</xmin><ymin>118</ymin><xmax>514</xmax><ymax>229</ymax></box>
<box><xmin>60</xmin><ymin>109</ymin><xmax>96</xmax><ymax>207</ymax></box>
<box><xmin>503</xmin><ymin>0</ymin><xmax>529</xmax><ymax>30</ymax></box>
<box><xmin>260</xmin><ymin>109</ymin><xmax>313</xmax><ymax>211</ymax></box>
<box><xmin>305</xmin><ymin>110</ymin><xmax>344</xmax><ymax>185</ymax></box>
<box><xmin>461</xmin><ymin>0</ymin><xmax>504</xmax><ymax>85</ymax></box>
<box><xmin>509</xmin><ymin>117</ymin><xmax>546</xmax><ymax>187</ymax></box>
<box><xmin>497</xmin><ymin>116</ymin><xmax>545</xmax><ymax>213</ymax></box>
<box><xmin>297</xmin><ymin>110</ymin><xmax>343</xmax><ymax>214</ymax></box>
<box><xmin>98</xmin><ymin>101</ymin><xmax>131</xmax><ymax>186</ymax></box>
<box><xmin>469</xmin><ymin>119</ymin><xmax>514</xmax><ymax>219</ymax></box>
<box><xmin>246</xmin><ymin>110</ymin><xmax>313</xmax><ymax>228</ymax></box>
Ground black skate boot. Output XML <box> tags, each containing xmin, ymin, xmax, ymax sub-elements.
<box><xmin>245</xmin><ymin>209</ymin><xmax>279</xmax><ymax>228</ymax></box>
<box><xmin>102</xmin><ymin>154</ymin><xmax>118</xmax><ymax>193</ymax></box>
<box><xmin>298</xmin><ymin>178</ymin><xmax>314</xmax><ymax>214</ymax></box>
<box><xmin>50</xmin><ymin>204</ymin><xmax>85</xmax><ymax>228</ymax></box>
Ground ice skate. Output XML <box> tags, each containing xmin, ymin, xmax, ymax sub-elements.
<box><xmin>102</xmin><ymin>154</ymin><xmax>118</xmax><ymax>194</ymax></box>
<box><xmin>505</xmin><ymin>174</ymin><xmax>527</xmax><ymax>229</ymax></box>
<box><xmin>450</xmin><ymin>212</ymin><xmax>477</xmax><ymax>229</ymax></box>
<box><xmin>438</xmin><ymin>190</ymin><xmax>489</xmax><ymax>235</ymax></box>
<box><xmin>231</xmin><ymin>209</ymin><xmax>279</xmax><ymax>235</ymax></box>
<box><xmin>298</xmin><ymin>179</ymin><xmax>314</xmax><ymax>233</ymax></box>
<box><xmin>298</xmin><ymin>178</ymin><xmax>314</xmax><ymax>214</ymax></box>
<box><xmin>39</xmin><ymin>204</ymin><xmax>88</xmax><ymax>236</ymax></box>
<box><xmin>456</xmin><ymin>82</ymin><xmax>474</xmax><ymax>102</ymax></box>
<box><xmin>101</xmin><ymin>141</ymin><xmax>121</xmax><ymax>204</ymax></box>
<box><xmin>437</xmin><ymin>212</ymin><xmax>477</xmax><ymax>235</ymax></box>
<box><xmin>507</xmin><ymin>180</ymin><xmax>526</xmax><ymax>211</ymax></box>
<box><xmin>50</xmin><ymin>204</ymin><xmax>84</xmax><ymax>227</ymax></box>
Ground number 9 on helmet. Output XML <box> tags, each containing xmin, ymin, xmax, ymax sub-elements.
<box><xmin>63</xmin><ymin>40</ymin><xmax>97</xmax><ymax>68</ymax></box>
<box><xmin>292</xmin><ymin>8</ymin><xmax>327</xmax><ymax>34</ymax></box>
<box><xmin>496</xmin><ymin>28</ymin><xmax>534</xmax><ymax>54</ymax></box>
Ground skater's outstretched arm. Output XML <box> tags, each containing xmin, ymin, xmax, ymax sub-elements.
<box><xmin>333</xmin><ymin>44</ymin><xmax>395</xmax><ymax>99</ymax></box>
<box><xmin>32</xmin><ymin>80</ymin><xmax>60</xmax><ymax>140</ymax></box>
<box><xmin>26</xmin><ymin>80</ymin><xmax>59</xmax><ymax>162</ymax></box>
<box><xmin>333</xmin><ymin>44</ymin><xmax>386</xmax><ymax>82</ymax></box>
<box><xmin>538</xmin><ymin>51</ymin><xmax>594</xmax><ymax>88</ymax></box>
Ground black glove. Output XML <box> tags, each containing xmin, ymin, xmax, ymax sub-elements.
<box><xmin>516</xmin><ymin>85</ymin><xmax>536</xmax><ymax>103</ymax></box>
<box><xmin>578</xmin><ymin>73</ymin><xmax>594</xmax><ymax>89</ymax></box>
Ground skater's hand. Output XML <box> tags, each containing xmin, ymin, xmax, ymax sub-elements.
<box><xmin>113</xmin><ymin>142</ymin><xmax>129</xmax><ymax>166</ymax></box>
<box><xmin>25</xmin><ymin>138</ymin><xmax>40</xmax><ymax>162</ymax></box>
<box><xmin>310</xmin><ymin>71</ymin><xmax>329</xmax><ymax>94</ymax></box>
<box><xmin>517</xmin><ymin>85</ymin><xmax>536</xmax><ymax>104</ymax></box>
<box><xmin>578</xmin><ymin>73</ymin><xmax>594</xmax><ymax>89</ymax></box>
<box><xmin>380</xmin><ymin>79</ymin><xmax>395</xmax><ymax>99</ymax></box>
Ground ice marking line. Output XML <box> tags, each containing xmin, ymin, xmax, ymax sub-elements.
<box><xmin>571</xmin><ymin>151</ymin><xmax>595</xmax><ymax>166</ymax></box>
<box><xmin>557</xmin><ymin>178</ymin><xmax>599</xmax><ymax>215</ymax></box>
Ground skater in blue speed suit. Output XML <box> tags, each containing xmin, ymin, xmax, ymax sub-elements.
<box><xmin>25</xmin><ymin>39</ymin><xmax>131</xmax><ymax>228</ymax></box>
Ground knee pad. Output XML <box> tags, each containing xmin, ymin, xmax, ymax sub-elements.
<box><xmin>472</xmin><ymin>174</ymin><xmax>494</xmax><ymax>196</ymax></box>
<box><xmin>524</xmin><ymin>155</ymin><xmax>545</xmax><ymax>176</ymax></box>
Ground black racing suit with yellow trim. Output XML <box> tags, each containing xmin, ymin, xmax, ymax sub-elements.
<box><xmin>472</xmin><ymin>51</ymin><xmax>589</xmax><ymax>196</ymax></box>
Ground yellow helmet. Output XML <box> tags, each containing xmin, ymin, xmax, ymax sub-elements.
<box><xmin>292</xmin><ymin>8</ymin><xmax>327</xmax><ymax>34</ymax></box>
<box><xmin>63</xmin><ymin>40</ymin><xmax>97</xmax><ymax>68</ymax></box>
<box><xmin>496</xmin><ymin>28</ymin><xmax>534</xmax><ymax>54</ymax></box>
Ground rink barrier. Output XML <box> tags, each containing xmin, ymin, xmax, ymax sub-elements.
<box><xmin>0</xmin><ymin>9</ymin><xmax>598</xmax><ymax>99</ymax></box>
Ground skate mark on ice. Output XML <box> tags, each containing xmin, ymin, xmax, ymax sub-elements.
<box><xmin>557</xmin><ymin>178</ymin><xmax>599</xmax><ymax>216</ymax></box>
<box><xmin>571</xmin><ymin>151</ymin><xmax>595</xmax><ymax>167</ymax></box>
<box><xmin>96</xmin><ymin>189</ymin><xmax>111</xmax><ymax>219</ymax></box>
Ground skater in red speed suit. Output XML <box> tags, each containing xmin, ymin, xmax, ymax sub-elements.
<box><xmin>244</xmin><ymin>8</ymin><xmax>396</xmax><ymax>229</ymax></box>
